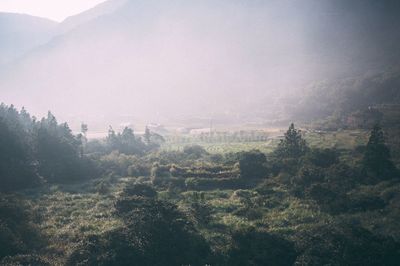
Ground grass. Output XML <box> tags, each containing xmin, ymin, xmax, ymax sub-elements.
<box><xmin>20</xmin><ymin>179</ymin><xmax>131</xmax><ymax>263</ymax></box>
<box><xmin>161</xmin><ymin>129</ymin><xmax>369</xmax><ymax>154</ymax></box>
<box><xmin>9</xmin><ymin>129</ymin><xmax>396</xmax><ymax>263</ymax></box>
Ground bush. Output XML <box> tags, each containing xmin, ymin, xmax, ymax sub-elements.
<box><xmin>227</xmin><ymin>228</ymin><xmax>297</xmax><ymax>266</ymax></box>
<box><xmin>294</xmin><ymin>222</ymin><xmax>400</xmax><ymax>265</ymax></box>
<box><xmin>122</xmin><ymin>183</ymin><xmax>157</xmax><ymax>198</ymax></box>
<box><xmin>183</xmin><ymin>145</ymin><xmax>208</xmax><ymax>159</ymax></box>
<box><xmin>0</xmin><ymin>195</ymin><xmax>45</xmax><ymax>260</ymax></box>
<box><xmin>185</xmin><ymin>177</ymin><xmax>246</xmax><ymax>191</ymax></box>
<box><xmin>1</xmin><ymin>254</ymin><xmax>51</xmax><ymax>266</ymax></box>
<box><xmin>127</xmin><ymin>164</ymin><xmax>151</xmax><ymax>177</ymax></box>
<box><xmin>238</xmin><ymin>150</ymin><xmax>268</xmax><ymax>179</ymax></box>
<box><xmin>70</xmin><ymin>197</ymin><xmax>213</xmax><ymax>266</ymax></box>
<box><xmin>304</xmin><ymin>148</ymin><xmax>339</xmax><ymax>168</ymax></box>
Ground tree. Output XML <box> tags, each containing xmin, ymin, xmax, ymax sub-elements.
<box><xmin>80</xmin><ymin>123</ymin><xmax>88</xmax><ymax>138</ymax></box>
<box><xmin>106</xmin><ymin>126</ymin><xmax>147</xmax><ymax>155</ymax></box>
<box><xmin>363</xmin><ymin>124</ymin><xmax>397</xmax><ymax>179</ymax></box>
<box><xmin>238</xmin><ymin>150</ymin><xmax>268</xmax><ymax>179</ymax></box>
<box><xmin>275</xmin><ymin>123</ymin><xmax>308</xmax><ymax>158</ymax></box>
<box><xmin>0</xmin><ymin>118</ymin><xmax>39</xmax><ymax>191</ymax></box>
<box><xmin>144</xmin><ymin>126</ymin><xmax>151</xmax><ymax>144</ymax></box>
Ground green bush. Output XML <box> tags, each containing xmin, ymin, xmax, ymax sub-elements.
<box><xmin>1</xmin><ymin>254</ymin><xmax>51</xmax><ymax>266</ymax></box>
<box><xmin>238</xmin><ymin>150</ymin><xmax>268</xmax><ymax>179</ymax></box>
<box><xmin>122</xmin><ymin>183</ymin><xmax>157</xmax><ymax>198</ymax></box>
<box><xmin>70</xmin><ymin>197</ymin><xmax>213</xmax><ymax>266</ymax></box>
<box><xmin>304</xmin><ymin>148</ymin><xmax>339</xmax><ymax>168</ymax></box>
<box><xmin>294</xmin><ymin>222</ymin><xmax>400</xmax><ymax>265</ymax></box>
<box><xmin>185</xmin><ymin>177</ymin><xmax>246</xmax><ymax>191</ymax></box>
<box><xmin>227</xmin><ymin>228</ymin><xmax>297</xmax><ymax>266</ymax></box>
<box><xmin>0</xmin><ymin>195</ymin><xmax>45</xmax><ymax>260</ymax></box>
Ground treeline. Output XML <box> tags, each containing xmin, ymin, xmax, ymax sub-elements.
<box><xmin>0</xmin><ymin>104</ymin><xmax>163</xmax><ymax>192</ymax></box>
<box><xmin>0</xmin><ymin>104</ymin><xmax>96</xmax><ymax>191</ymax></box>
<box><xmin>1</xmin><ymin>104</ymin><xmax>400</xmax><ymax>265</ymax></box>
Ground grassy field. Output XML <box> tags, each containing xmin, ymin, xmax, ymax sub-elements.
<box><xmin>161</xmin><ymin>129</ymin><xmax>370</xmax><ymax>154</ymax></box>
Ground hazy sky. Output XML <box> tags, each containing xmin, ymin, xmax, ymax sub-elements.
<box><xmin>0</xmin><ymin>0</ymin><xmax>106</xmax><ymax>21</ymax></box>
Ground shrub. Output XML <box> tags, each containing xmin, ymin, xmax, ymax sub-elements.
<box><xmin>122</xmin><ymin>183</ymin><xmax>157</xmax><ymax>198</ymax></box>
<box><xmin>71</xmin><ymin>197</ymin><xmax>213</xmax><ymax>266</ymax></box>
<box><xmin>238</xmin><ymin>150</ymin><xmax>268</xmax><ymax>179</ymax></box>
<box><xmin>305</xmin><ymin>148</ymin><xmax>339</xmax><ymax>168</ymax></box>
<box><xmin>227</xmin><ymin>228</ymin><xmax>297</xmax><ymax>266</ymax></box>
<box><xmin>294</xmin><ymin>222</ymin><xmax>400</xmax><ymax>265</ymax></box>
<box><xmin>0</xmin><ymin>195</ymin><xmax>45</xmax><ymax>260</ymax></box>
<box><xmin>183</xmin><ymin>145</ymin><xmax>208</xmax><ymax>159</ymax></box>
<box><xmin>1</xmin><ymin>254</ymin><xmax>51</xmax><ymax>266</ymax></box>
<box><xmin>185</xmin><ymin>177</ymin><xmax>246</xmax><ymax>191</ymax></box>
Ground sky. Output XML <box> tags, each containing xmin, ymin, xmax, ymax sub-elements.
<box><xmin>0</xmin><ymin>0</ymin><xmax>107</xmax><ymax>21</ymax></box>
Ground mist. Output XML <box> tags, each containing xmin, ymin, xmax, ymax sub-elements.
<box><xmin>2</xmin><ymin>1</ymin><xmax>400</xmax><ymax>264</ymax></box>
<box><xmin>1</xmin><ymin>0</ymin><xmax>400</xmax><ymax>130</ymax></box>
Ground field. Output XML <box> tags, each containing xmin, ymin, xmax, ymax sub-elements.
<box><xmin>161</xmin><ymin>129</ymin><xmax>370</xmax><ymax>154</ymax></box>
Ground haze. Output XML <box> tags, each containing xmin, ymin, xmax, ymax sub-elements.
<box><xmin>1</xmin><ymin>0</ymin><xmax>399</xmax><ymax>131</ymax></box>
<box><xmin>0</xmin><ymin>0</ymin><xmax>107</xmax><ymax>21</ymax></box>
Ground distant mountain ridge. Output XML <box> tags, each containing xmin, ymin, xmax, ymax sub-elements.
<box><xmin>0</xmin><ymin>13</ymin><xmax>57</xmax><ymax>65</ymax></box>
<box><xmin>57</xmin><ymin>0</ymin><xmax>128</xmax><ymax>34</ymax></box>
<box><xmin>1</xmin><ymin>0</ymin><xmax>400</xmax><ymax>126</ymax></box>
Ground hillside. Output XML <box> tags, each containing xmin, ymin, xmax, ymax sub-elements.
<box><xmin>0</xmin><ymin>13</ymin><xmax>57</xmax><ymax>66</ymax></box>
<box><xmin>1</xmin><ymin>0</ymin><xmax>400</xmax><ymax>125</ymax></box>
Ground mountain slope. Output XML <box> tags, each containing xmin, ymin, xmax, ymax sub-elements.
<box><xmin>57</xmin><ymin>0</ymin><xmax>127</xmax><ymax>34</ymax></box>
<box><xmin>0</xmin><ymin>13</ymin><xmax>57</xmax><ymax>65</ymax></box>
<box><xmin>1</xmin><ymin>0</ymin><xmax>400</xmax><ymax>124</ymax></box>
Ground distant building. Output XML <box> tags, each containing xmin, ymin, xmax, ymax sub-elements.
<box><xmin>190</xmin><ymin>128</ymin><xmax>212</xmax><ymax>135</ymax></box>
<box><xmin>147</xmin><ymin>123</ymin><xmax>168</xmax><ymax>134</ymax></box>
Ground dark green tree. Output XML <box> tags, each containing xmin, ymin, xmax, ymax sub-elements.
<box><xmin>0</xmin><ymin>118</ymin><xmax>39</xmax><ymax>191</ymax></box>
<box><xmin>363</xmin><ymin>124</ymin><xmax>397</xmax><ymax>179</ymax></box>
<box><xmin>275</xmin><ymin>123</ymin><xmax>308</xmax><ymax>158</ymax></box>
<box><xmin>106</xmin><ymin>126</ymin><xmax>146</xmax><ymax>155</ymax></box>
<box><xmin>144</xmin><ymin>126</ymin><xmax>151</xmax><ymax>144</ymax></box>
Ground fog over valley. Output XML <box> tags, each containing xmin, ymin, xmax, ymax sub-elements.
<box><xmin>2</xmin><ymin>1</ymin><xmax>400</xmax><ymax>265</ymax></box>
<box><xmin>1</xmin><ymin>0</ymin><xmax>400</xmax><ymax>131</ymax></box>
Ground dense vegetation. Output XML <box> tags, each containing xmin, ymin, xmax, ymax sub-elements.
<box><xmin>1</xmin><ymin>104</ymin><xmax>400</xmax><ymax>265</ymax></box>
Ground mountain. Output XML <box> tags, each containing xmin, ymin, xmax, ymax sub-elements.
<box><xmin>57</xmin><ymin>0</ymin><xmax>128</xmax><ymax>34</ymax></box>
<box><xmin>1</xmin><ymin>0</ymin><xmax>400</xmax><ymax>126</ymax></box>
<box><xmin>0</xmin><ymin>13</ymin><xmax>57</xmax><ymax>66</ymax></box>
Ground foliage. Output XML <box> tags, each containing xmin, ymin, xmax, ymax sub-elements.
<box><xmin>294</xmin><ymin>222</ymin><xmax>400</xmax><ymax>265</ymax></box>
<box><xmin>183</xmin><ymin>144</ymin><xmax>209</xmax><ymax>159</ymax></box>
<box><xmin>0</xmin><ymin>194</ymin><xmax>45</xmax><ymax>260</ymax></box>
<box><xmin>0</xmin><ymin>118</ymin><xmax>39</xmax><ymax>191</ymax></box>
<box><xmin>0</xmin><ymin>104</ymin><xmax>95</xmax><ymax>190</ymax></box>
<box><xmin>69</xmin><ymin>196</ymin><xmax>212</xmax><ymax>265</ymax></box>
<box><xmin>121</xmin><ymin>183</ymin><xmax>157</xmax><ymax>198</ymax></box>
<box><xmin>363</xmin><ymin>124</ymin><xmax>398</xmax><ymax>179</ymax></box>
<box><xmin>106</xmin><ymin>126</ymin><xmax>147</xmax><ymax>155</ymax></box>
<box><xmin>237</xmin><ymin>150</ymin><xmax>268</xmax><ymax>179</ymax></box>
<box><xmin>227</xmin><ymin>228</ymin><xmax>297</xmax><ymax>266</ymax></box>
<box><xmin>304</xmin><ymin>148</ymin><xmax>339</xmax><ymax>168</ymax></box>
<box><xmin>275</xmin><ymin>123</ymin><xmax>308</xmax><ymax>158</ymax></box>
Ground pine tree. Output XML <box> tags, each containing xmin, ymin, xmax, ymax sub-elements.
<box><xmin>275</xmin><ymin>123</ymin><xmax>308</xmax><ymax>158</ymax></box>
<box><xmin>363</xmin><ymin>124</ymin><xmax>397</xmax><ymax>178</ymax></box>
<box><xmin>144</xmin><ymin>126</ymin><xmax>151</xmax><ymax>144</ymax></box>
